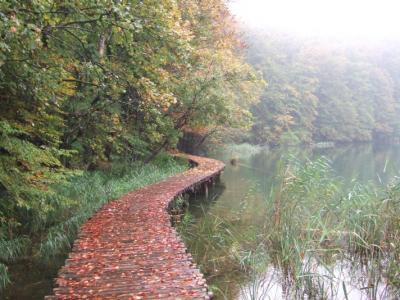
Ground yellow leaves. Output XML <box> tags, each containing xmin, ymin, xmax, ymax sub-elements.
<box><xmin>275</xmin><ymin>114</ymin><xmax>295</xmax><ymax>127</ymax></box>
<box><xmin>112</xmin><ymin>114</ymin><xmax>121</xmax><ymax>126</ymax></box>
<box><xmin>43</xmin><ymin>14</ymin><xmax>61</xmax><ymax>26</ymax></box>
<box><xmin>284</xmin><ymin>85</ymin><xmax>301</xmax><ymax>98</ymax></box>
<box><xmin>158</xmin><ymin>69</ymin><xmax>171</xmax><ymax>84</ymax></box>
<box><xmin>171</xmin><ymin>19</ymin><xmax>194</xmax><ymax>42</ymax></box>
<box><xmin>137</xmin><ymin>77</ymin><xmax>178</xmax><ymax>112</ymax></box>
<box><xmin>60</xmin><ymin>76</ymin><xmax>77</xmax><ymax>96</ymax></box>
<box><xmin>188</xmin><ymin>125</ymin><xmax>212</xmax><ymax>135</ymax></box>
<box><xmin>149</xmin><ymin>131</ymin><xmax>163</xmax><ymax>143</ymax></box>
<box><xmin>64</xmin><ymin>62</ymin><xmax>78</xmax><ymax>73</ymax></box>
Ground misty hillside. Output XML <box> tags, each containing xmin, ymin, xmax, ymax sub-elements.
<box><xmin>245</xmin><ymin>31</ymin><xmax>400</xmax><ymax>145</ymax></box>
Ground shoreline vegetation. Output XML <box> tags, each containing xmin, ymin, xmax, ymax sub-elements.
<box><xmin>178</xmin><ymin>152</ymin><xmax>400</xmax><ymax>299</ymax></box>
<box><xmin>1</xmin><ymin>154</ymin><xmax>187</xmax><ymax>296</ymax></box>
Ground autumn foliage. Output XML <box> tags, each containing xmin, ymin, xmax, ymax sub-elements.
<box><xmin>0</xmin><ymin>0</ymin><xmax>262</xmax><ymax>289</ymax></box>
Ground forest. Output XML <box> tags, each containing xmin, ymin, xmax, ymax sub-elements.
<box><xmin>0</xmin><ymin>0</ymin><xmax>262</xmax><ymax>291</ymax></box>
<box><xmin>247</xmin><ymin>32</ymin><xmax>400</xmax><ymax>145</ymax></box>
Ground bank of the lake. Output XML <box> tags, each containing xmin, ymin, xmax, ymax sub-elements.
<box><xmin>178</xmin><ymin>143</ymin><xmax>400</xmax><ymax>299</ymax></box>
<box><xmin>1</xmin><ymin>155</ymin><xmax>187</xmax><ymax>300</ymax></box>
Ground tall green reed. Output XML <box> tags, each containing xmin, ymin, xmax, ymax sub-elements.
<box><xmin>180</xmin><ymin>156</ymin><xmax>400</xmax><ymax>299</ymax></box>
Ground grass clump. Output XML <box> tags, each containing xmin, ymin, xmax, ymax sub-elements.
<box><xmin>251</xmin><ymin>157</ymin><xmax>400</xmax><ymax>298</ymax></box>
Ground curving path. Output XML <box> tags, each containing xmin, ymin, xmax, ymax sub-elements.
<box><xmin>46</xmin><ymin>154</ymin><xmax>225</xmax><ymax>300</ymax></box>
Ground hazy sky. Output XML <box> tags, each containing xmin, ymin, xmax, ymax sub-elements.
<box><xmin>229</xmin><ymin>0</ymin><xmax>400</xmax><ymax>41</ymax></box>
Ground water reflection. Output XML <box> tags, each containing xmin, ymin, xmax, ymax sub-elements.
<box><xmin>210</xmin><ymin>143</ymin><xmax>400</xmax><ymax>194</ymax></box>
<box><xmin>239</xmin><ymin>257</ymin><xmax>391</xmax><ymax>300</ymax></box>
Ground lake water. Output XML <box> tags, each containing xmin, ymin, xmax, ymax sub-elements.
<box><xmin>182</xmin><ymin>143</ymin><xmax>400</xmax><ymax>299</ymax></box>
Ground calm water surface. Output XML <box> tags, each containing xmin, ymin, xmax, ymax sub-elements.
<box><xmin>185</xmin><ymin>143</ymin><xmax>400</xmax><ymax>299</ymax></box>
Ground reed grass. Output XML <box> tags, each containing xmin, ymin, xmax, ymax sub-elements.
<box><xmin>180</xmin><ymin>156</ymin><xmax>400</xmax><ymax>299</ymax></box>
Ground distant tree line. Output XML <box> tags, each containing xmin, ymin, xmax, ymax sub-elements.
<box><xmin>247</xmin><ymin>32</ymin><xmax>400</xmax><ymax>146</ymax></box>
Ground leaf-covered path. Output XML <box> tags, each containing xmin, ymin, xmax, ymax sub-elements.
<box><xmin>46</xmin><ymin>154</ymin><xmax>224</xmax><ymax>299</ymax></box>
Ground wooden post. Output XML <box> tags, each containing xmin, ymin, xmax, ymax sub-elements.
<box><xmin>204</xmin><ymin>183</ymin><xmax>208</xmax><ymax>199</ymax></box>
<box><xmin>211</xmin><ymin>177</ymin><xmax>216</xmax><ymax>186</ymax></box>
<box><xmin>215</xmin><ymin>173</ymin><xmax>221</xmax><ymax>183</ymax></box>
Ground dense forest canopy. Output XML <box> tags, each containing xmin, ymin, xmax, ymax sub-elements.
<box><xmin>246</xmin><ymin>32</ymin><xmax>400</xmax><ymax>145</ymax></box>
<box><xmin>0</xmin><ymin>0</ymin><xmax>263</xmax><ymax>289</ymax></box>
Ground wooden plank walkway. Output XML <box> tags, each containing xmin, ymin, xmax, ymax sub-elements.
<box><xmin>46</xmin><ymin>154</ymin><xmax>225</xmax><ymax>300</ymax></box>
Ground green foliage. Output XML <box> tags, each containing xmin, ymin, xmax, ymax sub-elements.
<box><xmin>0</xmin><ymin>121</ymin><xmax>70</xmax><ymax>229</ymax></box>
<box><xmin>0</xmin><ymin>0</ymin><xmax>261</xmax><ymax>290</ymax></box>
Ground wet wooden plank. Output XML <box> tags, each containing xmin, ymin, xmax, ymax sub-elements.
<box><xmin>46</xmin><ymin>154</ymin><xmax>224</xmax><ymax>299</ymax></box>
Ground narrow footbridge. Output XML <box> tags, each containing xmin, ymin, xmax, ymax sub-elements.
<box><xmin>46</xmin><ymin>154</ymin><xmax>225</xmax><ymax>299</ymax></box>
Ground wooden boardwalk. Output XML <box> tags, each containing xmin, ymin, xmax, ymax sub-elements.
<box><xmin>46</xmin><ymin>154</ymin><xmax>224</xmax><ymax>300</ymax></box>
